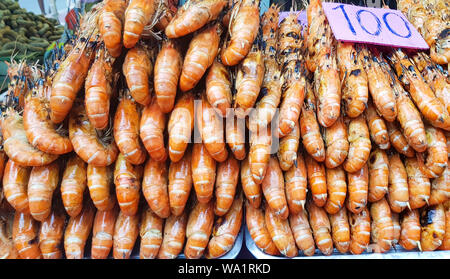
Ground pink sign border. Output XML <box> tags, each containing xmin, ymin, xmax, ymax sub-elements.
<box><xmin>321</xmin><ymin>2</ymin><xmax>429</xmax><ymax>50</ymax></box>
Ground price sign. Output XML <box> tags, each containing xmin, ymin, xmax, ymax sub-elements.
<box><xmin>278</xmin><ymin>11</ymin><xmax>308</xmax><ymax>29</ymax></box>
<box><xmin>322</xmin><ymin>3</ymin><xmax>429</xmax><ymax>49</ymax></box>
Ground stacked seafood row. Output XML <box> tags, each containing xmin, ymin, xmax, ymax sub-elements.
<box><xmin>246</xmin><ymin>0</ymin><xmax>450</xmax><ymax>257</ymax></box>
<box><xmin>0</xmin><ymin>0</ymin><xmax>250</xmax><ymax>259</ymax></box>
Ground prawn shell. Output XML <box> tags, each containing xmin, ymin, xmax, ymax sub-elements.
<box><xmin>142</xmin><ymin>158</ymin><xmax>170</xmax><ymax>219</ymax></box>
<box><xmin>114</xmin><ymin>97</ymin><xmax>147</xmax><ymax>165</ymax></box>
<box><xmin>245</xmin><ymin>201</ymin><xmax>280</xmax><ymax>255</ymax></box>
<box><xmin>61</xmin><ymin>155</ymin><xmax>87</xmax><ymax>217</ymax></box>
<box><xmin>91</xmin><ymin>204</ymin><xmax>119</xmax><ymax>259</ymax></box>
<box><xmin>23</xmin><ymin>94</ymin><xmax>73</xmax><ymax>155</ymax></box>
<box><xmin>113</xmin><ymin>210</ymin><xmax>139</xmax><ymax>259</ymax></box>
<box><xmin>261</xmin><ymin>157</ymin><xmax>289</xmax><ymax>220</ymax></box>
<box><xmin>184</xmin><ymin>200</ymin><xmax>214</xmax><ymax>259</ymax></box>
<box><xmin>139</xmin><ymin>205</ymin><xmax>164</xmax><ymax>259</ymax></box>
<box><xmin>27</xmin><ymin>161</ymin><xmax>60</xmax><ymax>221</ymax></box>
<box><xmin>157</xmin><ymin>212</ymin><xmax>187</xmax><ymax>259</ymax></box>
<box><xmin>69</xmin><ymin>104</ymin><xmax>119</xmax><ymax>167</ymax></box>
<box><xmin>165</xmin><ymin>0</ymin><xmax>228</xmax><ymax>38</ymax></box>
<box><xmin>2</xmin><ymin>109</ymin><xmax>58</xmax><ymax>167</ymax></box>
<box><xmin>191</xmin><ymin>143</ymin><xmax>216</xmax><ymax>204</ymax></box>
<box><xmin>154</xmin><ymin>39</ymin><xmax>182</xmax><ymax>113</ymax></box>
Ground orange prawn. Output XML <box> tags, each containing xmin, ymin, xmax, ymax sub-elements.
<box><xmin>233</xmin><ymin>45</ymin><xmax>264</xmax><ymax>118</ymax></box>
<box><xmin>277</xmin><ymin>121</ymin><xmax>300</xmax><ymax>171</ymax></box>
<box><xmin>206</xmin><ymin>60</ymin><xmax>232</xmax><ymax>118</ymax></box>
<box><xmin>114</xmin><ymin>94</ymin><xmax>147</xmax><ymax>165</ymax></box>
<box><xmin>429</xmin><ymin>165</ymin><xmax>450</xmax><ymax>206</ymax></box>
<box><xmin>91</xmin><ymin>204</ymin><xmax>119</xmax><ymax>259</ymax></box>
<box><xmin>196</xmin><ymin>94</ymin><xmax>228</xmax><ymax>162</ymax></box>
<box><xmin>368</xmin><ymin>149</ymin><xmax>389</xmax><ymax>203</ymax></box>
<box><xmin>206</xmin><ymin>192</ymin><xmax>244</xmax><ymax>259</ymax></box>
<box><xmin>417</xmin><ymin>125</ymin><xmax>448</xmax><ymax>178</ymax></box>
<box><xmin>179</xmin><ymin>23</ymin><xmax>221</xmax><ymax>92</ymax></box>
<box><xmin>265</xmin><ymin>204</ymin><xmax>298</xmax><ymax>258</ymax></box>
<box><xmin>248</xmin><ymin>125</ymin><xmax>271</xmax><ymax>185</ymax></box>
<box><xmin>329</xmin><ymin>207</ymin><xmax>350</xmax><ymax>254</ymax></box>
<box><xmin>139</xmin><ymin>205</ymin><xmax>164</xmax><ymax>259</ymax></box>
<box><xmin>324</xmin><ymin>166</ymin><xmax>347</xmax><ymax>215</ymax></box>
<box><xmin>165</xmin><ymin>0</ymin><xmax>228</xmax><ymax>38</ymax></box>
<box><xmin>61</xmin><ymin>155</ymin><xmax>87</xmax><ymax>217</ymax></box>
<box><xmin>123</xmin><ymin>44</ymin><xmax>154</xmax><ymax>106</ymax></box>
<box><xmin>214</xmin><ymin>155</ymin><xmax>239</xmax><ymax>216</ymax></box>
<box><xmin>157</xmin><ymin>212</ymin><xmax>187</xmax><ymax>259</ymax></box>
<box><xmin>349</xmin><ymin>208</ymin><xmax>371</xmax><ymax>255</ymax></box>
<box><xmin>361</xmin><ymin>49</ymin><xmax>397</xmax><ymax>122</ymax></box>
<box><xmin>336</xmin><ymin>42</ymin><xmax>368</xmax><ymax>118</ymax></box>
<box><xmin>226</xmin><ymin>115</ymin><xmax>246</xmax><ymax>160</ymax></box>
<box><xmin>64</xmin><ymin>199</ymin><xmax>96</xmax><ymax>259</ymax></box>
<box><xmin>142</xmin><ymin>158</ymin><xmax>170</xmax><ymax>219</ymax></box>
<box><xmin>387</xmin><ymin>153</ymin><xmax>410</xmax><ymax>213</ymax></box>
<box><xmin>399</xmin><ymin>209</ymin><xmax>421</xmax><ymax>250</ymax></box>
<box><xmin>307</xmin><ymin>200</ymin><xmax>333</xmax><ymax>256</ymax></box>
<box><xmin>221</xmin><ymin>0</ymin><xmax>260</xmax><ymax>66</ymax></box>
<box><xmin>113</xmin><ymin>210</ymin><xmax>139</xmax><ymax>259</ymax></box>
<box><xmin>306</xmin><ymin>0</ymin><xmax>328</xmax><ymax>73</ymax></box>
<box><xmin>123</xmin><ymin>0</ymin><xmax>157</xmax><ymax>49</ymax></box>
<box><xmin>50</xmin><ymin>37</ymin><xmax>96</xmax><ymax>124</ymax></box>
<box><xmin>414</xmin><ymin>52</ymin><xmax>450</xmax><ymax>115</ymax></box>
<box><xmin>1</xmin><ymin>108</ymin><xmax>58</xmax><ymax>166</ymax></box>
<box><xmin>114</xmin><ymin>153</ymin><xmax>143</xmax><ymax>216</ymax></box>
<box><xmin>420</xmin><ymin>204</ymin><xmax>446</xmax><ymax>251</ymax></box>
<box><xmin>276</xmin><ymin>12</ymin><xmax>304</xmax><ymax>138</ymax></box>
<box><xmin>262</xmin><ymin>157</ymin><xmax>289</xmax><ymax>220</ymax></box>
<box><xmin>38</xmin><ymin>200</ymin><xmax>66</xmax><ymax>259</ymax></box>
<box><xmin>324</xmin><ymin>115</ymin><xmax>349</xmax><ymax>168</ymax></box>
<box><xmin>364</xmin><ymin>101</ymin><xmax>390</xmax><ymax>150</ymax></box>
<box><xmin>241</xmin><ymin>155</ymin><xmax>261</xmax><ymax>208</ymax></box>
<box><xmin>386</xmin><ymin>121</ymin><xmax>415</xmax><ymax>158</ymax></box>
<box><xmin>168</xmin><ymin>149</ymin><xmax>192</xmax><ymax>216</ymax></box>
<box><xmin>248</xmin><ymin>60</ymin><xmax>282</xmax><ymax>133</ymax></box>
<box><xmin>285</xmin><ymin>152</ymin><xmax>308</xmax><ymax>214</ymax></box>
<box><xmin>140</xmin><ymin>96</ymin><xmax>167</xmax><ymax>162</ymax></box>
<box><xmin>98</xmin><ymin>0</ymin><xmax>127</xmax><ymax>57</ymax></box>
<box><xmin>69</xmin><ymin>103</ymin><xmax>119</xmax><ymax>167</ymax></box>
<box><xmin>168</xmin><ymin>92</ymin><xmax>194</xmax><ymax>162</ymax></box>
<box><xmin>84</xmin><ymin>45</ymin><xmax>116</xmax><ymax>130</ymax></box>
<box><xmin>300</xmin><ymin>83</ymin><xmax>325</xmax><ymax>162</ymax></box>
<box><xmin>306</xmin><ymin>154</ymin><xmax>327</xmax><ymax>207</ymax></box>
<box><xmin>314</xmin><ymin>51</ymin><xmax>341</xmax><ymax>128</ymax></box>
<box><xmin>3</xmin><ymin>160</ymin><xmax>31</xmax><ymax>213</ymax></box>
<box><xmin>389</xmin><ymin>49</ymin><xmax>450</xmax><ymax>131</ymax></box>
<box><xmin>23</xmin><ymin>79</ymin><xmax>73</xmax><ymax>155</ymax></box>
<box><xmin>245</xmin><ymin>202</ymin><xmax>280</xmax><ymax>256</ymax></box>
<box><xmin>289</xmin><ymin>209</ymin><xmax>316</xmax><ymax>256</ymax></box>
<box><xmin>154</xmin><ymin>39</ymin><xmax>182</xmax><ymax>113</ymax></box>
<box><xmin>87</xmin><ymin>164</ymin><xmax>115</xmax><ymax>211</ymax></box>
<box><xmin>406</xmin><ymin>157</ymin><xmax>431</xmax><ymax>209</ymax></box>
<box><xmin>391</xmin><ymin>74</ymin><xmax>427</xmax><ymax>153</ymax></box>
<box><xmin>12</xmin><ymin>212</ymin><xmax>41</xmax><ymax>259</ymax></box>
<box><xmin>27</xmin><ymin>161</ymin><xmax>59</xmax><ymax>221</ymax></box>
<box><xmin>184</xmin><ymin>200</ymin><xmax>214</xmax><ymax>259</ymax></box>
<box><xmin>346</xmin><ymin>163</ymin><xmax>369</xmax><ymax>214</ymax></box>
<box><xmin>343</xmin><ymin>115</ymin><xmax>371</xmax><ymax>173</ymax></box>
<box><xmin>192</xmin><ymin>143</ymin><xmax>216</xmax><ymax>204</ymax></box>
<box><xmin>369</xmin><ymin>197</ymin><xmax>394</xmax><ymax>253</ymax></box>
